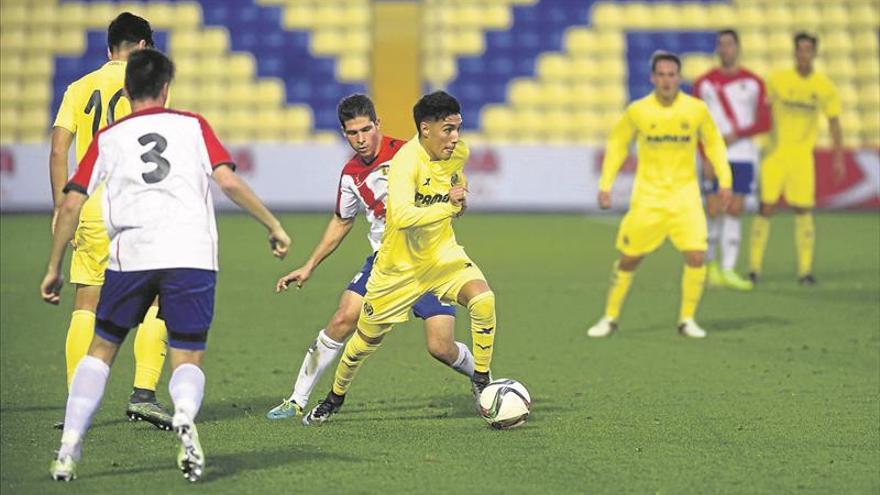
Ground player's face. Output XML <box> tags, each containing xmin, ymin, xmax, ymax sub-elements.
<box><xmin>716</xmin><ymin>34</ymin><xmax>739</xmax><ymax>67</ymax></box>
<box><xmin>650</xmin><ymin>60</ymin><xmax>681</xmax><ymax>100</ymax></box>
<box><xmin>420</xmin><ymin>114</ymin><xmax>462</xmax><ymax>161</ymax></box>
<box><xmin>795</xmin><ymin>39</ymin><xmax>816</xmax><ymax>70</ymax></box>
<box><xmin>342</xmin><ymin>116</ymin><xmax>381</xmax><ymax>161</ymax></box>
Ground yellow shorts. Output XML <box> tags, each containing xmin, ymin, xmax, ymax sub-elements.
<box><xmin>616</xmin><ymin>204</ymin><xmax>707</xmax><ymax>256</ymax></box>
<box><xmin>358</xmin><ymin>245</ymin><xmax>485</xmax><ymax>338</ymax></box>
<box><xmin>70</xmin><ymin>189</ymin><xmax>109</xmax><ymax>286</ymax></box>
<box><xmin>759</xmin><ymin>149</ymin><xmax>815</xmax><ymax>208</ymax></box>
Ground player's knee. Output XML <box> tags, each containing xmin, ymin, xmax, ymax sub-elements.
<box><xmin>618</xmin><ymin>256</ymin><xmax>642</xmax><ymax>271</ymax></box>
<box><xmin>684</xmin><ymin>251</ymin><xmax>705</xmax><ymax>267</ymax></box>
<box><xmin>726</xmin><ymin>200</ymin><xmax>744</xmax><ymax>216</ymax></box>
<box><xmin>759</xmin><ymin>203</ymin><xmax>775</xmax><ymax>216</ymax></box>
<box><xmin>425</xmin><ymin>338</ymin><xmax>456</xmax><ymax>364</ymax></box>
<box><xmin>327</xmin><ymin>310</ymin><xmax>357</xmax><ymax>340</ymax></box>
<box><xmin>467</xmin><ymin>290</ymin><xmax>496</xmax><ymax>323</ymax></box>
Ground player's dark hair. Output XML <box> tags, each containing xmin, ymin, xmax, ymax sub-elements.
<box><xmin>107</xmin><ymin>12</ymin><xmax>154</xmax><ymax>52</ymax></box>
<box><xmin>717</xmin><ymin>29</ymin><xmax>739</xmax><ymax>45</ymax></box>
<box><xmin>413</xmin><ymin>91</ymin><xmax>461</xmax><ymax>132</ymax></box>
<box><xmin>125</xmin><ymin>49</ymin><xmax>174</xmax><ymax>102</ymax></box>
<box><xmin>794</xmin><ymin>32</ymin><xmax>818</xmax><ymax>50</ymax></box>
<box><xmin>337</xmin><ymin>94</ymin><xmax>377</xmax><ymax>126</ymax></box>
<box><xmin>650</xmin><ymin>51</ymin><xmax>681</xmax><ymax>73</ymax></box>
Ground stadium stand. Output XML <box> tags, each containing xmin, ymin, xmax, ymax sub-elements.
<box><xmin>0</xmin><ymin>0</ymin><xmax>877</xmax><ymax>146</ymax></box>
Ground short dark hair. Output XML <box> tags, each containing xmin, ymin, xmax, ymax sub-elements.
<box><xmin>413</xmin><ymin>91</ymin><xmax>461</xmax><ymax>132</ymax></box>
<box><xmin>125</xmin><ymin>49</ymin><xmax>174</xmax><ymax>102</ymax></box>
<box><xmin>794</xmin><ymin>32</ymin><xmax>818</xmax><ymax>50</ymax></box>
<box><xmin>337</xmin><ymin>94</ymin><xmax>377</xmax><ymax>126</ymax></box>
<box><xmin>108</xmin><ymin>12</ymin><xmax>154</xmax><ymax>52</ymax></box>
<box><xmin>717</xmin><ymin>29</ymin><xmax>740</xmax><ymax>45</ymax></box>
<box><xmin>650</xmin><ymin>51</ymin><xmax>681</xmax><ymax>73</ymax></box>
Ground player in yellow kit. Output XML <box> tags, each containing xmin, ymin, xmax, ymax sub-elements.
<box><xmin>49</xmin><ymin>13</ymin><xmax>171</xmax><ymax>429</ymax></box>
<box><xmin>587</xmin><ymin>52</ymin><xmax>732</xmax><ymax>339</ymax></box>
<box><xmin>749</xmin><ymin>32</ymin><xmax>845</xmax><ymax>286</ymax></box>
<box><xmin>302</xmin><ymin>91</ymin><xmax>498</xmax><ymax>425</ymax></box>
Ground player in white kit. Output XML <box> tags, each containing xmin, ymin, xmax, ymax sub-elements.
<box><xmin>692</xmin><ymin>29</ymin><xmax>771</xmax><ymax>290</ymax></box>
<box><xmin>267</xmin><ymin>94</ymin><xmax>474</xmax><ymax>421</ymax></box>
<box><xmin>41</xmin><ymin>49</ymin><xmax>290</xmax><ymax>482</ymax></box>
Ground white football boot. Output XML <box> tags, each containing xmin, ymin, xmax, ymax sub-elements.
<box><xmin>677</xmin><ymin>318</ymin><xmax>707</xmax><ymax>338</ymax></box>
<box><xmin>587</xmin><ymin>316</ymin><xmax>618</xmax><ymax>338</ymax></box>
<box><xmin>174</xmin><ymin>413</ymin><xmax>205</xmax><ymax>482</ymax></box>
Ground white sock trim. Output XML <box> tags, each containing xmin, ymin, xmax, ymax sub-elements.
<box><xmin>317</xmin><ymin>329</ymin><xmax>344</xmax><ymax>349</ymax></box>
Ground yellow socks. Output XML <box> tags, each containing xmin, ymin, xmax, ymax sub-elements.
<box><xmin>795</xmin><ymin>213</ymin><xmax>815</xmax><ymax>277</ymax></box>
<box><xmin>65</xmin><ymin>310</ymin><xmax>96</xmax><ymax>389</ymax></box>
<box><xmin>680</xmin><ymin>265</ymin><xmax>707</xmax><ymax>321</ymax></box>
<box><xmin>332</xmin><ymin>331</ymin><xmax>381</xmax><ymax>396</ymax></box>
<box><xmin>468</xmin><ymin>291</ymin><xmax>496</xmax><ymax>373</ymax></box>
<box><xmin>604</xmin><ymin>265</ymin><xmax>635</xmax><ymax>321</ymax></box>
<box><xmin>749</xmin><ymin>215</ymin><xmax>770</xmax><ymax>275</ymax></box>
<box><xmin>133</xmin><ymin>306</ymin><xmax>168</xmax><ymax>392</ymax></box>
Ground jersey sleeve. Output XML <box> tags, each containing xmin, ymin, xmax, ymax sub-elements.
<box><xmin>736</xmin><ymin>75</ymin><xmax>772</xmax><ymax>138</ymax></box>
<box><xmin>335</xmin><ymin>174</ymin><xmax>361</xmax><ymax>219</ymax></box>
<box><xmin>198</xmin><ymin>116</ymin><xmax>235</xmax><ymax>172</ymax></box>
<box><xmin>599</xmin><ymin>106</ymin><xmax>637</xmax><ymax>192</ymax></box>
<box><xmin>821</xmin><ymin>77</ymin><xmax>841</xmax><ymax>119</ymax></box>
<box><xmin>698</xmin><ymin>103</ymin><xmax>732</xmax><ymax>189</ymax></box>
<box><xmin>63</xmin><ymin>135</ymin><xmax>103</xmax><ymax>196</ymax></box>
<box><xmin>386</xmin><ymin>149</ymin><xmax>458</xmax><ymax>230</ymax></box>
<box><xmin>52</xmin><ymin>86</ymin><xmax>77</xmax><ymax>133</ymax></box>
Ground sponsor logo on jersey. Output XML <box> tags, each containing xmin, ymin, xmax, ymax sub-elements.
<box><xmin>645</xmin><ymin>134</ymin><xmax>692</xmax><ymax>143</ymax></box>
<box><xmin>414</xmin><ymin>191</ymin><xmax>450</xmax><ymax>206</ymax></box>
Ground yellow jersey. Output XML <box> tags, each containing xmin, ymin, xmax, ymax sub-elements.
<box><xmin>53</xmin><ymin>60</ymin><xmax>132</xmax><ymax>162</ymax></box>
<box><xmin>600</xmin><ymin>91</ymin><xmax>731</xmax><ymax>207</ymax></box>
<box><xmin>376</xmin><ymin>135</ymin><xmax>467</xmax><ymax>274</ymax></box>
<box><xmin>765</xmin><ymin>68</ymin><xmax>840</xmax><ymax>153</ymax></box>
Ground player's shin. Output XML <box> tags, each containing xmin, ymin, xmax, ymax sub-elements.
<box><xmin>332</xmin><ymin>330</ymin><xmax>382</xmax><ymax>396</ymax></box>
<box><xmin>706</xmin><ymin>216</ymin><xmax>721</xmax><ymax>263</ymax></box>
<box><xmin>291</xmin><ymin>329</ymin><xmax>343</xmax><ymax>407</ymax></box>
<box><xmin>65</xmin><ymin>311</ymin><xmax>96</xmax><ymax>389</ymax></box>
<box><xmin>795</xmin><ymin>213</ymin><xmax>815</xmax><ymax>277</ymax></box>
<box><xmin>680</xmin><ymin>265</ymin><xmax>707</xmax><ymax>322</ymax></box>
<box><xmin>132</xmin><ymin>305</ymin><xmax>168</xmax><ymax>393</ymax></box>
<box><xmin>721</xmin><ymin>215</ymin><xmax>742</xmax><ymax>271</ymax></box>
<box><xmin>169</xmin><ymin>363</ymin><xmax>205</xmax><ymax>425</ymax></box>
<box><xmin>60</xmin><ymin>355</ymin><xmax>110</xmax><ymax>459</ymax></box>
<box><xmin>605</xmin><ymin>263</ymin><xmax>635</xmax><ymax>321</ymax></box>
<box><xmin>468</xmin><ymin>291</ymin><xmax>496</xmax><ymax>374</ymax></box>
<box><xmin>749</xmin><ymin>215</ymin><xmax>770</xmax><ymax>275</ymax></box>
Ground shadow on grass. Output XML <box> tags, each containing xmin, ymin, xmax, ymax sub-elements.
<box><xmin>0</xmin><ymin>404</ymin><xmax>64</xmax><ymax>413</ymax></box>
<box><xmin>698</xmin><ymin>315</ymin><xmax>791</xmax><ymax>332</ymax></box>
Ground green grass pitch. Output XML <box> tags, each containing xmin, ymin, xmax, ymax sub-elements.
<box><xmin>1</xmin><ymin>212</ymin><xmax>878</xmax><ymax>494</ymax></box>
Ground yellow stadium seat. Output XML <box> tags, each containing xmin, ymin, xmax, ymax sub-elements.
<box><xmin>590</xmin><ymin>3</ymin><xmax>625</xmax><ymax>30</ymax></box>
<box><xmin>594</xmin><ymin>30</ymin><xmax>624</xmax><ymax>55</ymax></box>
<box><xmin>825</xmin><ymin>57</ymin><xmax>855</xmax><ymax>81</ymax></box>
<box><xmin>256</xmin><ymin>109</ymin><xmax>286</xmax><ymax>142</ymax></box>
<box><xmin>83</xmin><ymin>3</ymin><xmax>120</xmax><ymax>29</ymax></box>
<box><xmin>541</xmin><ymin>83</ymin><xmax>573</xmax><ymax>109</ymax></box>
<box><xmin>424</xmin><ymin>58</ymin><xmax>457</xmax><ymax>87</ymax></box>
<box><xmin>254</xmin><ymin>79</ymin><xmax>285</xmax><ymax>106</ymax></box>
<box><xmin>0</xmin><ymin>107</ymin><xmax>19</xmax><ymax>133</ymax></box>
<box><xmin>142</xmin><ymin>3</ymin><xmax>176</xmax><ymax>28</ymax></box>
<box><xmin>170</xmin><ymin>31</ymin><xmax>200</xmax><ymax>55</ymax></box>
<box><xmin>55</xmin><ymin>3</ymin><xmax>87</xmax><ymax>28</ymax></box>
<box><xmin>853</xmin><ymin>30</ymin><xmax>879</xmax><ymax>57</ymax></box>
<box><xmin>850</xmin><ymin>4</ymin><xmax>878</xmax><ymax>30</ymax></box>
<box><xmin>568</xmin><ymin>57</ymin><xmax>594</xmax><ymax>82</ymax></box>
<box><xmin>596</xmin><ymin>59</ymin><xmax>624</xmax><ymax>82</ymax></box>
<box><xmin>536</xmin><ymin>53</ymin><xmax>571</xmax><ymax>82</ymax></box>
<box><xmin>858</xmin><ymin>83</ymin><xmax>880</xmax><ymax>107</ymax></box>
<box><xmin>855</xmin><ymin>59</ymin><xmax>880</xmax><ymax>82</ymax></box>
<box><xmin>344</xmin><ymin>28</ymin><xmax>370</xmax><ymax>54</ymax></box>
<box><xmin>735</xmin><ymin>6</ymin><xmax>765</xmax><ymax>29</ymax></box>
<box><xmin>564</xmin><ymin>29</ymin><xmax>595</xmax><ymax>57</ymax></box>
<box><xmin>202</xmin><ymin>28</ymin><xmax>231</xmax><ymax>57</ymax></box>
<box><xmin>21</xmin><ymin>83</ymin><xmax>50</xmax><ymax>107</ymax></box>
<box><xmin>620</xmin><ymin>3</ymin><xmax>652</xmax><ymax>30</ymax></box>
<box><xmin>0</xmin><ymin>54</ymin><xmax>24</xmax><ymax>82</ymax></box>
<box><xmin>842</xmin><ymin>113</ymin><xmax>862</xmax><ymax>136</ymax></box>
<box><xmin>168</xmin><ymin>84</ymin><xmax>197</xmax><ymax>111</ymax></box>
<box><xmin>458</xmin><ymin>5</ymin><xmax>484</xmax><ymax>29</ymax></box>
<box><xmin>337</xmin><ymin>54</ymin><xmax>369</xmax><ymax>82</ymax></box>
<box><xmin>30</xmin><ymin>3</ymin><xmax>59</xmax><ymax>27</ymax></box>
<box><xmin>227</xmin><ymin>54</ymin><xmax>256</xmax><ymax>80</ymax></box>
<box><xmin>0</xmin><ymin>81</ymin><xmax>20</xmax><ymax>107</ymax></box>
<box><xmin>26</xmin><ymin>29</ymin><xmax>55</xmax><ymax>56</ymax></box>
<box><xmin>54</xmin><ymin>27</ymin><xmax>87</xmax><ymax>56</ymax></box>
<box><xmin>0</xmin><ymin>4</ymin><xmax>28</xmax><ymax>27</ymax></box>
<box><xmin>483</xmin><ymin>5</ymin><xmax>512</xmax><ymax>30</ymax></box>
<box><xmin>226</xmin><ymin>82</ymin><xmax>254</xmax><ymax>106</ymax></box>
<box><xmin>481</xmin><ymin>105</ymin><xmax>515</xmax><ymax>137</ymax></box>
<box><xmin>570</xmin><ymin>82</ymin><xmax>599</xmax><ymax>107</ymax></box>
<box><xmin>285</xmin><ymin>107</ymin><xmax>313</xmax><ymax>134</ymax></box>
<box><xmin>173</xmin><ymin>2</ymin><xmax>203</xmax><ymax>29</ymax></box>
<box><xmin>311</xmin><ymin>29</ymin><xmax>344</xmax><ymax>56</ymax></box>
<box><xmin>508</xmin><ymin>79</ymin><xmax>542</xmax><ymax>108</ymax></box>
<box><xmin>452</xmin><ymin>29</ymin><xmax>484</xmax><ymax>56</ymax></box>
<box><xmin>677</xmin><ymin>4</ymin><xmax>709</xmax><ymax>29</ymax></box>
<box><xmin>313</xmin><ymin>4</ymin><xmax>346</xmax><ymax>29</ymax></box>
<box><xmin>703</xmin><ymin>4</ymin><xmax>736</xmax><ymax>29</ymax></box>
<box><xmin>838</xmin><ymin>84</ymin><xmax>859</xmax><ymax>108</ymax></box>
<box><xmin>21</xmin><ymin>57</ymin><xmax>52</xmax><ymax>80</ymax></box>
<box><xmin>282</xmin><ymin>3</ymin><xmax>312</xmax><ymax>30</ymax></box>
<box><xmin>597</xmin><ymin>84</ymin><xmax>626</xmax><ymax>110</ymax></box>
<box><xmin>739</xmin><ymin>30</ymin><xmax>768</xmax><ymax>57</ymax></box>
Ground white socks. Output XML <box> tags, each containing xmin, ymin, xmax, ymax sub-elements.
<box><xmin>451</xmin><ymin>341</ymin><xmax>475</xmax><ymax>377</ymax></box>
<box><xmin>169</xmin><ymin>363</ymin><xmax>205</xmax><ymax>426</ymax></box>
<box><xmin>706</xmin><ymin>215</ymin><xmax>721</xmax><ymax>263</ymax></box>
<box><xmin>721</xmin><ymin>215</ymin><xmax>742</xmax><ymax>271</ymax></box>
<box><xmin>59</xmin><ymin>355</ymin><xmax>110</xmax><ymax>460</ymax></box>
<box><xmin>290</xmin><ymin>329</ymin><xmax>343</xmax><ymax>407</ymax></box>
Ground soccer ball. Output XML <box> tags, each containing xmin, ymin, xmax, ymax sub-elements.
<box><xmin>478</xmin><ymin>379</ymin><xmax>531</xmax><ymax>429</ymax></box>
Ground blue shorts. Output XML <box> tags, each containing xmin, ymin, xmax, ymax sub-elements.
<box><xmin>347</xmin><ymin>252</ymin><xmax>456</xmax><ymax>319</ymax></box>
<box><xmin>704</xmin><ymin>161</ymin><xmax>755</xmax><ymax>195</ymax></box>
<box><xmin>96</xmin><ymin>268</ymin><xmax>216</xmax><ymax>350</ymax></box>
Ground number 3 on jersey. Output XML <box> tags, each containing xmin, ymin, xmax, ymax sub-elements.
<box><xmin>138</xmin><ymin>133</ymin><xmax>170</xmax><ymax>184</ymax></box>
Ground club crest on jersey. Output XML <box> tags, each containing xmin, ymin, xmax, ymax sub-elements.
<box><xmin>680</xmin><ymin>121</ymin><xmax>690</xmax><ymax>130</ymax></box>
<box><xmin>451</xmin><ymin>173</ymin><xmax>460</xmax><ymax>185</ymax></box>
<box><xmin>363</xmin><ymin>301</ymin><xmax>374</xmax><ymax>316</ymax></box>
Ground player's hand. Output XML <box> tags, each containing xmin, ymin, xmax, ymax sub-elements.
<box><xmin>449</xmin><ymin>185</ymin><xmax>468</xmax><ymax>208</ymax></box>
<box><xmin>717</xmin><ymin>187</ymin><xmax>733</xmax><ymax>210</ymax></box>
<box><xmin>701</xmin><ymin>161</ymin><xmax>716</xmax><ymax>182</ymax></box>
<box><xmin>269</xmin><ymin>227</ymin><xmax>290</xmax><ymax>259</ymax></box>
<box><xmin>276</xmin><ymin>266</ymin><xmax>312</xmax><ymax>292</ymax></box>
<box><xmin>40</xmin><ymin>268</ymin><xmax>64</xmax><ymax>305</ymax></box>
<box><xmin>598</xmin><ymin>191</ymin><xmax>612</xmax><ymax>210</ymax></box>
<box><xmin>723</xmin><ymin>132</ymin><xmax>739</xmax><ymax>146</ymax></box>
<box><xmin>832</xmin><ymin>152</ymin><xmax>846</xmax><ymax>184</ymax></box>
<box><xmin>455</xmin><ymin>199</ymin><xmax>468</xmax><ymax>217</ymax></box>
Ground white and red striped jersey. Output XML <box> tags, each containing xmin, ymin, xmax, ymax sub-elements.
<box><xmin>65</xmin><ymin>107</ymin><xmax>233</xmax><ymax>272</ymax></box>
<box><xmin>336</xmin><ymin>135</ymin><xmax>405</xmax><ymax>251</ymax></box>
<box><xmin>692</xmin><ymin>67</ymin><xmax>771</xmax><ymax>163</ymax></box>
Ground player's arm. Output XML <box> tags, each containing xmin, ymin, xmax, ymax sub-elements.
<box><xmin>49</xmin><ymin>88</ymin><xmax>77</xmax><ymax>233</ymax></box>
<box><xmin>276</xmin><ymin>214</ymin><xmax>354</xmax><ymax>292</ymax></box>
<box><xmin>823</xmin><ymin>79</ymin><xmax>845</xmax><ymax>182</ymax></box>
<box><xmin>212</xmin><ymin>166</ymin><xmax>290</xmax><ymax>259</ymax></box>
<box><xmin>699</xmin><ymin>105</ymin><xmax>733</xmax><ymax>206</ymax></box>
<box><xmin>597</xmin><ymin>108</ymin><xmax>637</xmax><ymax>209</ymax></box>
<box><xmin>41</xmin><ymin>189</ymin><xmax>88</xmax><ymax>304</ymax></box>
<box><xmin>386</xmin><ymin>152</ymin><xmax>459</xmax><ymax>229</ymax></box>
